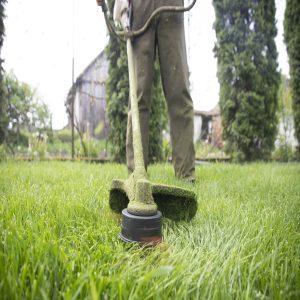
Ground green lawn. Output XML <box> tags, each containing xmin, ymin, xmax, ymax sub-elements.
<box><xmin>0</xmin><ymin>161</ymin><xmax>299</xmax><ymax>299</ymax></box>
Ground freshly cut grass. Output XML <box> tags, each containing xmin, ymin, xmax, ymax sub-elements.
<box><xmin>0</xmin><ymin>161</ymin><xmax>299</xmax><ymax>299</ymax></box>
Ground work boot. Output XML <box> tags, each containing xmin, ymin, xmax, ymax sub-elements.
<box><xmin>181</xmin><ymin>175</ymin><xmax>196</xmax><ymax>185</ymax></box>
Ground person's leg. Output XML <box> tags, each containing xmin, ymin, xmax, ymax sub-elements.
<box><xmin>156</xmin><ymin>0</ymin><xmax>195</xmax><ymax>179</ymax></box>
<box><xmin>126</xmin><ymin>0</ymin><xmax>156</xmax><ymax>173</ymax></box>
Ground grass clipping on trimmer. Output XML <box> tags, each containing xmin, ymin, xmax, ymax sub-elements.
<box><xmin>109</xmin><ymin>179</ymin><xmax>197</xmax><ymax>221</ymax></box>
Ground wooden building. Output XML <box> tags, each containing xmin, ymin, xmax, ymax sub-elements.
<box><xmin>66</xmin><ymin>50</ymin><xmax>109</xmax><ymax>138</ymax></box>
<box><xmin>194</xmin><ymin>105</ymin><xmax>223</xmax><ymax>148</ymax></box>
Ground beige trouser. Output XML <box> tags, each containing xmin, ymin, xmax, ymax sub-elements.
<box><xmin>126</xmin><ymin>0</ymin><xmax>195</xmax><ymax>179</ymax></box>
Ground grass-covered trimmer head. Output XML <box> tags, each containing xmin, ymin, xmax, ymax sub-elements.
<box><xmin>109</xmin><ymin>178</ymin><xmax>197</xmax><ymax>222</ymax></box>
<box><xmin>109</xmin><ymin>175</ymin><xmax>197</xmax><ymax>246</ymax></box>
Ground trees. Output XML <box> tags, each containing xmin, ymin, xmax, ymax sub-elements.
<box><xmin>2</xmin><ymin>72</ymin><xmax>51</xmax><ymax>150</ymax></box>
<box><xmin>213</xmin><ymin>0</ymin><xmax>280</xmax><ymax>161</ymax></box>
<box><xmin>284</xmin><ymin>0</ymin><xmax>300</xmax><ymax>154</ymax></box>
<box><xmin>149</xmin><ymin>63</ymin><xmax>167</xmax><ymax>163</ymax></box>
<box><xmin>105</xmin><ymin>0</ymin><xmax>129</xmax><ymax>162</ymax></box>
<box><xmin>105</xmin><ymin>0</ymin><xmax>167</xmax><ymax>163</ymax></box>
<box><xmin>0</xmin><ymin>0</ymin><xmax>7</xmax><ymax>143</ymax></box>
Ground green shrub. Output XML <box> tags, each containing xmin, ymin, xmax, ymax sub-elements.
<box><xmin>56</xmin><ymin>129</ymin><xmax>78</xmax><ymax>143</ymax></box>
<box><xmin>195</xmin><ymin>141</ymin><xmax>226</xmax><ymax>160</ymax></box>
<box><xmin>47</xmin><ymin>138</ymin><xmax>71</xmax><ymax>156</ymax></box>
<box><xmin>195</xmin><ymin>142</ymin><xmax>212</xmax><ymax>159</ymax></box>
<box><xmin>5</xmin><ymin>130</ymin><xmax>29</xmax><ymax>147</ymax></box>
<box><xmin>0</xmin><ymin>144</ymin><xmax>8</xmax><ymax>161</ymax></box>
<box><xmin>85</xmin><ymin>138</ymin><xmax>100</xmax><ymax>158</ymax></box>
<box><xmin>28</xmin><ymin>132</ymin><xmax>48</xmax><ymax>160</ymax></box>
<box><xmin>272</xmin><ymin>140</ymin><xmax>294</xmax><ymax>162</ymax></box>
<box><xmin>94</xmin><ymin>121</ymin><xmax>104</xmax><ymax>137</ymax></box>
<box><xmin>162</xmin><ymin>139</ymin><xmax>172</xmax><ymax>162</ymax></box>
<box><xmin>75</xmin><ymin>136</ymin><xmax>107</xmax><ymax>158</ymax></box>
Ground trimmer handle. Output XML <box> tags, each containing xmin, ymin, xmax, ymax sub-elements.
<box><xmin>99</xmin><ymin>0</ymin><xmax>197</xmax><ymax>40</ymax></box>
<box><xmin>96</xmin><ymin>0</ymin><xmax>108</xmax><ymax>14</ymax></box>
<box><xmin>96</xmin><ymin>0</ymin><xmax>104</xmax><ymax>6</ymax></box>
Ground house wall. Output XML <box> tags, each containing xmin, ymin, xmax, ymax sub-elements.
<box><xmin>194</xmin><ymin>115</ymin><xmax>202</xmax><ymax>143</ymax></box>
<box><xmin>74</xmin><ymin>52</ymin><xmax>109</xmax><ymax>138</ymax></box>
<box><xmin>194</xmin><ymin>111</ymin><xmax>223</xmax><ymax>147</ymax></box>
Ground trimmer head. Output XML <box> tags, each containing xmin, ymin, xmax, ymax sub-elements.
<box><xmin>109</xmin><ymin>179</ymin><xmax>197</xmax><ymax>221</ymax></box>
<box><xmin>119</xmin><ymin>209</ymin><xmax>162</xmax><ymax>245</ymax></box>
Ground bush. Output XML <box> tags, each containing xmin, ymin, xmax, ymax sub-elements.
<box><xmin>75</xmin><ymin>135</ymin><xmax>107</xmax><ymax>158</ymax></box>
<box><xmin>0</xmin><ymin>144</ymin><xmax>8</xmax><ymax>161</ymax></box>
<box><xmin>94</xmin><ymin>121</ymin><xmax>105</xmax><ymax>137</ymax></box>
<box><xmin>47</xmin><ymin>138</ymin><xmax>71</xmax><ymax>156</ymax></box>
<box><xmin>195</xmin><ymin>141</ymin><xmax>226</xmax><ymax>160</ymax></box>
<box><xmin>6</xmin><ymin>130</ymin><xmax>29</xmax><ymax>147</ymax></box>
<box><xmin>28</xmin><ymin>132</ymin><xmax>48</xmax><ymax>160</ymax></box>
<box><xmin>272</xmin><ymin>140</ymin><xmax>294</xmax><ymax>162</ymax></box>
<box><xmin>162</xmin><ymin>139</ymin><xmax>172</xmax><ymax>162</ymax></box>
<box><xmin>56</xmin><ymin>129</ymin><xmax>78</xmax><ymax>143</ymax></box>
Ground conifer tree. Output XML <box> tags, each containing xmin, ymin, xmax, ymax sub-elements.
<box><xmin>213</xmin><ymin>0</ymin><xmax>280</xmax><ymax>161</ymax></box>
<box><xmin>105</xmin><ymin>0</ymin><xmax>128</xmax><ymax>162</ymax></box>
<box><xmin>0</xmin><ymin>0</ymin><xmax>7</xmax><ymax>143</ymax></box>
<box><xmin>284</xmin><ymin>0</ymin><xmax>300</xmax><ymax>154</ymax></box>
<box><xmin>149</xmin><ymin>63</ymin><xmax>167</xmax><ymax>163</ymax></box>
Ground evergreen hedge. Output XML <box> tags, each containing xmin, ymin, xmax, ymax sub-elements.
<box><xmin>284</xmin><ymin>0</ymin><xmax>300</xmax><ymax>154</ymax></box>
<box><xmin>213</xmin><ymin>0</ymin><xmax>280</xmax><ymax>161</ymax></box>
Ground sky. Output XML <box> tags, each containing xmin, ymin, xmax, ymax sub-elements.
<box><xmin>2</xmin><ymin>0</ymin><xmax>289</xmax><ymax>129</ymax></box>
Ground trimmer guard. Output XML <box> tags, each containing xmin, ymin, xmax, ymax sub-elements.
<box><xmin>109</xmin><ymin>179</ymin><xmax>198</xmax><ymax>221</ymax></box>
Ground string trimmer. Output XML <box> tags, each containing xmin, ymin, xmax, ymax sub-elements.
<box><xmin>99</xmin><ymin>0</ymin><xmax>198</xmax><ymax>245</ymax></box>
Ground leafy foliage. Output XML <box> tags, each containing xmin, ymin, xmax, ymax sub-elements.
<box><xmin>105</xmin><ymin>0</ymin><xmax>128</xmax><ymax>162</ymax></box>
<box><xmin>1</xmin><ymin>72</ymin><xmax>51</xmax><ymax>148</ymax></box>
<box><xmin>213</xmin><ymin>0</ymin><xmax>280</xmax><ymax>161</ymax></box>
<box><xmin>28</xmin><ymin>132</ymin><xmax>48</xmax><ymax>160</ymax></box>
<box><xmin>105</xmin><ymin>0</ymin><xmax>167</xmax><ymax>163</ymax></box>
<box><xmin>149</xmin><ymin>63</ymin><xmax>167</xmax><ymax>163</ymax></box>
<box><xmin>0</xmin><ymin>0</ymin><xmax>7</xmax><ymax>143</ymax></box>
<box><xmin>284</xmin><ymin>0</ymin><xmax>300</xmax><ymax>154</ymax></box>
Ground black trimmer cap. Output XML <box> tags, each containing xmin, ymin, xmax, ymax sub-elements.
<box><xmin>119</xmin><ymin>209</ymin><xmax>163</xmax><ymax>246</ymax></box>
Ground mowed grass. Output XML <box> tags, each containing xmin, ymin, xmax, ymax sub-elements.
<box><xmin>0</xmin><ymin>161</ymin><xmax>299</xmax><ymax>300</ymax></box>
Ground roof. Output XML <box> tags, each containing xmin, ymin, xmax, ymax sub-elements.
<box><xmin>75</xmin><ymin>50</ymin><xmax>107</xmax><ymax>83</ymax></box>
<box><xmin>195</xmin><ymin>105</ymin><xmax>220</xmax><ymax>117</ymax></box>
<box><xmin>66</xmin><ymin>50</ymin><xmax>107</xmax><ymax>105</ymax></box>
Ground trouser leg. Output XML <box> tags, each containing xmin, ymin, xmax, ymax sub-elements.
<box><xmin>126</xmin><ymin>0</ymin><xmax>156</xmax><ymax>173</ymax></box>
<box><xmin>156</xmin><ymin>3</ymin><xmax>195</xmax><ymax>179</ymax></box>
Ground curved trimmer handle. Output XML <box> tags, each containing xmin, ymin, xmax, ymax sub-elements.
<box><xmin>96</xmin><ymin>0</ymin><xmax>105</xmax><ymax>6</ymax></box>
<box><xmin>99</xmin><ymin>0</ymin><xmax>197</xmax><ymax>40</ymax></box>
<box><xmin>118</xmin><ymin>0</ymin><xmax>197</xmax><ymax>39</ymax></box>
